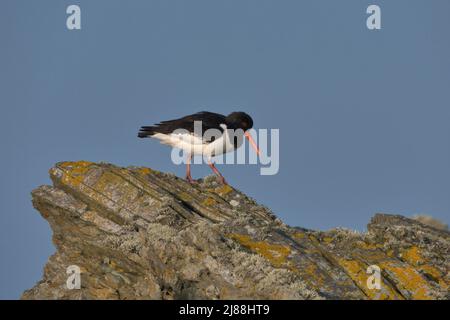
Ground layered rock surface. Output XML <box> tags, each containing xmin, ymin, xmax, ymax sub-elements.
<box><xmin>22</xmin><ymin>161</ymin><xmax>449</xmax><ymax>299</ymax></box>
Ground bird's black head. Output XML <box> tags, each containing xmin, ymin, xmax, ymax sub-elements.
<box><xmin>225</xmin><ymin>112</ymin><xmax>254</xmax><ymax>131</ymax></box>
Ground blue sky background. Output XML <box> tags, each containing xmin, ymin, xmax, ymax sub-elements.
<box><xmin>1</xmin><ymin>0</ymin><xmax>449</xmax><ymax>299</ymax></box>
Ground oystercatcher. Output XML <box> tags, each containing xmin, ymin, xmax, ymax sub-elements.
<box><xmin>138</xmin><ymin>111</ymin><xmax>260</xmax><ymax>184</ymax></box>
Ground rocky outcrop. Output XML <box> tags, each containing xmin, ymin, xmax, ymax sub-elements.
<box><xmin>22</xmin><ymin>161</ymin><xmax>449</xmax><ymax>300</ymax></box>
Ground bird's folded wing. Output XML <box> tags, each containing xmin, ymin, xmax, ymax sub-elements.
<box><xmin>139</xmin><ymin>111</ymin><xmax>226</xmax><ymax>141</ymax></box>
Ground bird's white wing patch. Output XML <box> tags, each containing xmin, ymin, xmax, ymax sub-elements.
<box><xmin>171</xmin><ymin>132</ymin><xmax>205</xmax><ymax>145</ymax></box>
<box><xmin>152</xmin><ymin>132</ymin><xmax>206</xmax><ymax>155</ymax></box>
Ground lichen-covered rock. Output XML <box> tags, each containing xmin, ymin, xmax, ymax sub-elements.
<box><xmin>22</xmin><ymin>161</ymin><xmax>449</xmax><ymax>300</ymax></box>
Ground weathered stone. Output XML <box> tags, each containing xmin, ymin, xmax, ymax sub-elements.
<box><xmin>22</xmin><ymin>161</ymin><xmax>449</xmax><ymax>300</ymax></box>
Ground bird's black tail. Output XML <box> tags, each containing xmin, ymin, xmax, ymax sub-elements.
<box><xmin>138</xmin><ymin>126</ymin><xmax>157</xmax><ymax>138</ymax></box>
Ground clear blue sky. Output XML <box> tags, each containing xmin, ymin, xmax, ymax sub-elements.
<box><xmin>1</xmin><ymin>0</ymin><xmax>449</xmax><ymax>299</ymax></box>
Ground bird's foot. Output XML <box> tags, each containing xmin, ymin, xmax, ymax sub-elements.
<box><xmin>218</xmin><ymin>176</ymin><xmax>228</xmax><ymax>185</ymax></box>
<box><xmin>185</xmin><ymin>176</ymin><xmax>197</xmax><ymax>184</ymax></box>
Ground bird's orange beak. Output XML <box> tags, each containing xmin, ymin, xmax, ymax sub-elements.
<box><xmin>244</xmin><ymin>131</ymin><xmax>261</xmax><ymax>156</ymax></box>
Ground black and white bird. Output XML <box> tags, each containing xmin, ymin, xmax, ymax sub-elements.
<box><xmin>138</xmin><ymin>111</ymin><xmax>260</xmax><ymax>185</ymax></box>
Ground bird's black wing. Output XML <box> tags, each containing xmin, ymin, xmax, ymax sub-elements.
<box><xmin>138</xmin><ymin>111</ymin><xmax>226</xmax><ymax>138</ymax></box>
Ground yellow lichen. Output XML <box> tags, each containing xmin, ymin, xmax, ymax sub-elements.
<box><xmin>58</xmin><ymin>161</ymin><xmax>94</xmax><ymax>187</ymax></box>
<box><xmin>379</xmin><ymin>262</ymin><xmax>433</xmax><ymax>300</ymax></box>
<box><xmin>419</xmin><ymin>265</ymin><xmax>448</xmax><ymax>289</ymax></box>
<box><xmin>419</xmin><ymin>265</ymin><xmax>441</xmax><ymax>279</ymax></box>
<box><xmin>202</xmin><ymin>197</ymin><xmax>217</xmax><ymax>207</ymax></box>
<box><xmin>215</xmin><ymin>185</ymin><xmax>233</xmax><ymax>196</ymax></box>
<box><xmin>398</xmin><ymin>247</ymin><xmax>447</xmax><ymax>289</ymax></box>
<box><xmin>322</xmin><ymin>237</ymin><xmax>333</xmax><ymax>244</ymax></box>
<box><xmin>58</xmin><ymin>165</ymin><xmax>138</xmax><ymax>213</ymax></box>
<box><xmin>59</xmin><ymin>160</ymin><xmax>93</xmax><ymax>169</ymax></box>
<box><xmin>303</xmin><ymin>263</ymin><xmax>326</xmax><ymax>287</ymax></box>
<box><xmin>401</xmin><ymin>246</ymin><xmax>424</xmax><ymax>266</ymax></box>
<box><xmin>177</xmin><ymin>192</ymin><xmax>192</xmax><ymax>202</ymax></box>
<box><xmin>357</xmin><ymin>241</ymin><xmax>382</xmax><ymax>250</ymax></box>
<box><xmin>292</xmin><ymin>232</ymin><xmax>306</xmax><ymax>239</ymax></box>
<box><xmin>228</xmin><ymin>234</ymin><xmax>291</xmax><ymax>267</ymax></box>
<box><xmin>338</xmin><ymin>259</ymin><xmax>403</xmax><ymax>300</ymax></box>
<box><xmin>137</xmin><ymin>167</ymin><xmax>153</xmax><ymax>176</ymax></box>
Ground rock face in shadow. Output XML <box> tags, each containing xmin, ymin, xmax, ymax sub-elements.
<box><xmin>22</xmin><ymin>161</ymin><xmax>449</xmax><ymax>300</ymax></box>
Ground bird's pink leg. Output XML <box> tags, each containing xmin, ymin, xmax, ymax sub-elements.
<box><xmin>185</xmin><ymin>154</ymin><xmax>195</xmax><ymax>184</ymax></box>
<box><xmin>207</xmin><ymin>160</ymin><xmax>227</xmax><ymax>185</ymax></box>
